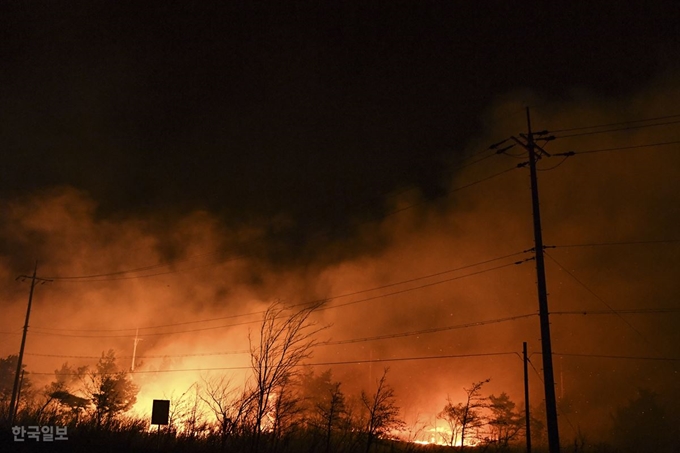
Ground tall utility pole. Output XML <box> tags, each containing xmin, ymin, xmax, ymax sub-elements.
<box><xmin>523</xmin><ymin>342</ymin><xmax>532</xmax><ymax>453</ymax></box>
<box><xmin>9</xmin><ymin>263</ymin><xmax>51</xmax><ymax>424</ymax></box>
<box><xmin>511</xmin><ymin>108</ymin><xmax>560</xmax><ymax>453</ymax></box>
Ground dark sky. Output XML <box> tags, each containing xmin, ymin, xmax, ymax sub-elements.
<box><xmin>2</xmin><ymin>1</ymin><xmax>678</xmax><ymax>239</ymax></box>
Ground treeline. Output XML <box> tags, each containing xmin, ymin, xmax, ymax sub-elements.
<box><xmin>1</xmin><ymin>303</ymin><xmax>676</xmax><ymax>452</ymax></box>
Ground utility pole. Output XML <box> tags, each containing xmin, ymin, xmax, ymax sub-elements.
<box><xmin>13</xmin><ymin>370</ymin><xmax>25</xmax><ymax>422</ymax></box>
<box><xmin>9</xmin><ymin>263</ymin><xmax>52</xmax><ymax>425</ymax></box>
<box><xmin>511</xmin><ymin>108</ymin><xmax>560</xmax><ymax>453</ymax></box>
<box><xmin>131</xmin><ymin>328</ymin><xmax>142</xmax><ymax>371</ymax></box>
<box><xmin>523</xmin><ymin>342</ymin><xmax>532</xmax><ymax>453</ymax></box>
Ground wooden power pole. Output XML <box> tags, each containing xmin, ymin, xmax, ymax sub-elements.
<box><xmin>9</xmin><ymin>263</ymin><xmax>51</xmax><ymax>425</ymax></box>
<box><xmin>511</xmin><ymin>108</ymin><xmax>560</xmax><ymax>452</ymax></box>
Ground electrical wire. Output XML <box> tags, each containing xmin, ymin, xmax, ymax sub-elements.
<box><xmin>320</xmin><ymin>313</ymin><xmax>537</xmax><ymax>346</ymax></box>
<box><xmin>26</xmin><ymin>351</ymin><xmax>519</xmax><ymax>376</ymax></box>
<box><xmin>565</xmin><ymin>140</ymin><xmax>680</xmax><ymax>155</ymax></box>
<box><xmin>551</xmin><ymin>239</ymin><xmax>680</xmax><ymax>248</ymax></box>
<box><xmin>544</xmin><ymin>252</ymin><xmax>659</xmax><ymax>353</ymax></box>
<box><xmin>30</xmin><ymin>250</ymin><xmax>530</xmax><ymax>333</ymax></box>
<box><xmin>377</xmin><ymin>165</ymin><xmax>518</xmax><ymax>219</ymax></box>
<box><xmin>25</xmin><ymin>350</ymin><xmax>251</xmax><ymax>360</ymax></box>
<box><xmin>28</xmin><ymin>256</ymin><xmax>532</xmax><ymax>338</ymax></box>
<box><xmin>44</xmin><ymin>254</ymin><xmax>247</xmax><ymax>282</ymax></box>
<box><xmin>317</xmin><ymin>258</ymin><xmax>532</xmax><ymax>312</ymax></box>
<box><xmin>548</xmin><ymin>114</ymin><xmax>680</xmax><ymax>133</ymax></box>
<box><xmin>552</xmin><ymin>308</ymin><xmax>680</xmax><ymax>315</ymax></box>
<box><xmin>24</xmin><ymin>313</ymin><xmax>537</xmax><ymax>361</ymax></box>
<box><xmin>37</xmin><ymin>156</ymin><xmax>513</xmax><ymax>284</ymax></box>
<box><xmin>552</xmin><ymin>120</ymin><xmax>680</xmax><ymax>139</ymax></box>
<box><xmin>537</xmin><ymin>156</ymin><xmax>570</xmax><ymax>172</ymax></box>
<box><xmin>554</xmin><ymin>352</ymin><xmax>680</xmax><ymax>362</ymax></box>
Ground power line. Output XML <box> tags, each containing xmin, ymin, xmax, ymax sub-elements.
<box><xmin>44</xmin><ymin>254</ymin><xmax>247</xmax><ymax>282</ymax></box>
<box><xmin>25</xmin><ymin>350</ymin><xmax>251</xmax><ymax>360</ymax></box>
<box><xmin>28</xmin><ymin>258</ymin><xmax>531</xmax><ymax>338</ymax></box>
<box><xmin>562</xmin><ymin>140</ymin><xmax>680</xmax><ymax>156</ymax></box>
<box><xmin>548</xmin><ymin>114</ymin><xmax>680</xmax><ymax>133</ymax></box>
<box><xmin>554</xmin><ymin>352</ymin><xmax>680</xmax><ymax>362</ymax></box>
<box><xmin>552</xmin><ymin>120</ymin><xmax>680</xmax><ymax>139</ymax></box>
<box><xmin>25</xmin><ymin>313</ymin><xmax>537</xmax><ymax>361</ymax></box>
<box><xmin>31</xmin><ymin>251</ymin><xmax>530</xmax><ymax>334</ymax></box>
<box><xmin>551</xmin><ymin>239</ymin><xmax>680</xmax><ymax>248</ymax></box>
<box><xmin>26</xmin><ymin>351</ymin><xmax>520</xmax><ymax>376</ymax></box>
<box><xmin>39</xmin><ymin>146</ymin><xmax>508</xmax><ymax>284</ymax></box>
<box><xmin>377</xmin><ymin>165</ymin><xmax>518</xmax><ymax>219</ymax></box>
<box><xmin>544</xmin><ymin>252</ymin><xmax>657</xmax><ymax>351</ymax></box>
<box><xmin>320</xmin><ymin>313</ymin><xmax>536</xmax><ymax>346</ymax></box>
<box><xmin>31</xmin><ymin>310</ymin><xmax>264</xmax><ymax>333</ymax></box>
<box><xmin>552</xmin><ymin>308</ymin><xmax>680</xmax><ymax>315</ymax></box>
<box><xmin>537</xmin><ymin>156</ymin><xmax>570</xmax><ymax>172</ymax></box>
<box><xmin>29</xmin><ymin>318</ymin><xmax>260</xmax><ymax>339</ymax></box>
<box><xmin>317</xmin><ymin>258</ymin><xmax>532</xmax><ymax>312</ymax></box>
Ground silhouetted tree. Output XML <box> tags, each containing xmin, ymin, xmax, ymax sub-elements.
<box><xmin>86</xmin><ymin>350</ymin><xmax>138</xmax><ymax>427</ymax></box>
<box><xmin>438</xmin><ymin>398</ymin><xmax>464</xmax><ymax>447</ymax></box>
<box><xmin>168</xmin><ymin>383</ymin><xmax>209</xmax><ymax>438</ymax></box>
<box><xmin>298</xmin><ymin>369</ymin><xmax>349</xmax><ymax>453</ymax></box>
<box><xmin>486</xmin><ymin>392</ymin><xmax>522</xmax><ymax>447</ymax></box>
<box><xmin>529</xmin><ymin>401</ymin><xmax>546</xmax><ymax>447</ymax></box>
<box><xmin>200</xmin><ymin>376</ymin><xmax>238</xmax><ymax>442</ymax></box>
<box><xmin>319</xmin><ymin>382</ymin><xmax>346</xmax><ymax>453</ymax></box>
<box><xmin>0</xmin><ymin>355</ymin><xmax>30</xmax><ymax>419</ymax></box>
<box><xmin>458</xmin><ymin>378</ymin><xmax>490</xmax><ymax>449</ymax></box>
<box><xmin>43</xmin><ymin>362</ymin><xmax>89</xmax><ymax>424</ymax></box>
<box><xmin>298</xmin><ymin>367</ymin><xmax>348</xmax><ymax>451</ymax></box>
<box><xmin>249</xmin><ymin>302</ymin><xmax>325</xmax><ymax>451</ymax></box>
<box><xmin>361</xmin><ymin>368</ymin><xmax>404</xmax><ymax>453</ymax></box>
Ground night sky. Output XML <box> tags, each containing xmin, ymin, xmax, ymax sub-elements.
<box><xmin>3</xmin><ymin>2</ymin><xmax>678</xmax><ymax>240</ymax></box>
<box><xmin>1</xmin><ymin>1</ymin><xmax>680</xmax><ymax>446</ymax></box>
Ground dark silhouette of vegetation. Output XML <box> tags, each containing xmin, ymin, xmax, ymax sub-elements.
<box><xmin>0</xmin><ymin>354</ymin><xmax>31</xmax><ymax>419</ymax></box>
<box><xmin>4</xmin><ymin>321</ymin><xmax>675</xmax><ymax>453</ymax></box>
<box><xmin>86</xmin><ymin>350</ymin><xmax>139</xmax><ymax>427</ymax></box>
<box><xmin>361</xmin><ymin>368</ymin><xmax>404</xmax><ymax>453</ymax></box>
<box><xmin>485</xmin><ymin>392</ymin><xmax>523</xmax><ymax>447</ymax></box>
<box><xmin>610</xmin><ymin>388</ymin><xmax>675</xmax><ymax>453</ymax></box>
<box><xmin>439</xmin><ymin>378</ymin><xmax>489</xmax><ymax>449</ymax></box>
<box><xmin>248</xmin><ymin>301</ymin><xmax>326</xmax><ymax>451</ymax></box>
<box><xmin>43</xmin><ymin>362</ymin><xmax>89</xmax><ymax>425</ymax></box>
<box><xmin>438</xmin><ymin>396</ymin><xmax>464</xmax><ymax>447</ymax></box>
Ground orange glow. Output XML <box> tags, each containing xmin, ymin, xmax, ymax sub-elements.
<box><xmin>1</xmin><ymin>75</ymin><xmax>680</xmax><ymax>446</ymax></box>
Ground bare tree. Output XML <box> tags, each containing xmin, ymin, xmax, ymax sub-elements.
<box><xmin>402</xmin><ymin>412</ymin><xmax>427</xmax><ymax>452</ymax></box>
<box><xmin>361</xmin><ymin>368</ymin><xmax>404</xmax><ymax>453</ymax></box>
<box><xmin>200</xmin><ymin>375</ymin><xmax>255</xmax><ymax>444</ymax></box>
<box><xmin>249</xmin><ymin>301</ymin><xmax>325</xmax><ymax>451</ymax></box>
<box><xmin>168</xmin><ymin>383</ymin><xmax>208</xmax><ymax>438</ymax></box>
<box><xmin>458</xmin><ymin>379</ymin><xmax>490</xmax><ymax>449</ymax></box>
<box><xmin>438</xmin><ymin>397</ymin><xmax>464</xmax><ymax>447</ymax></box>
<box><xmin>320</xmin><ymin>382</ymin><xmax>346</xmax><ymax>453</ymax></box>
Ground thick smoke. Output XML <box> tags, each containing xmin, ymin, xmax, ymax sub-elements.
<box><xmin>1</xmin><ymin>74</ymin><xmax>679</xmax><ymax>442</ymax></box>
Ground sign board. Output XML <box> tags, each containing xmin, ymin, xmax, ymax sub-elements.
<box><xmin>151</xmin><ymin>399</ymin><xmax>170</xmax><ymax>425</ymax></box>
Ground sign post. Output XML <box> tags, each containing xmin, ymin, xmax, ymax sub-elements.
<box><xmin>151</xmin><ymin>399</ymin><xmax>170</xmax><ymax>449</ymax></box>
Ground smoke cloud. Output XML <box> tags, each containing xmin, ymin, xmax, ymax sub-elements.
<box><xmin>1</xmin><ymin>73</ymin><xmax>679</xmax><ymax>442</ymax></box>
